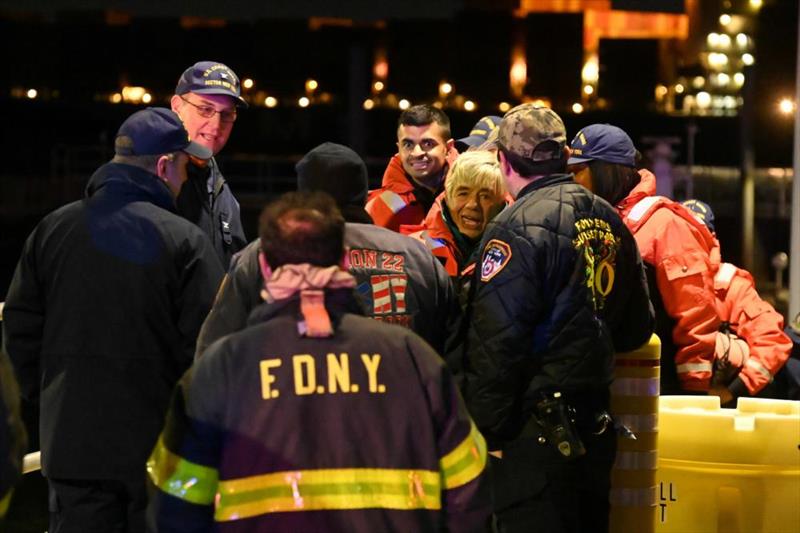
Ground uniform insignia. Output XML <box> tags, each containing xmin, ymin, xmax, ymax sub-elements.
<box><xmin>480</xmin><ymin>239</ymin><xmax>512</xmax><ymax>282</ymax></box>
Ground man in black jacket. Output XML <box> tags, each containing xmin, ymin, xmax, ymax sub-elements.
<box><xmin>196</xmin><ymin>142</ymin><xmax>459</xmax><ymax>358</ymax></box>
<box><xmin>171</xmin><ymin>60</ymin><xmax>248</xmax><ymax>267</ymax></box>
<box><xmin>2</xmin><ymin>108</ymin><xmax>224</xmax><ymax>533</ymax></box>
<box><xmin>462</xmin><ymin>104</ymin><xmax>654</xmax><ymax>533</ymax></box>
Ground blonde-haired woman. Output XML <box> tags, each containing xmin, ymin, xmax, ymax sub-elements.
<box><xmin>402</xmin><ymin>151</ymin><xmax>507</xmax><ymax>293</ymax></box>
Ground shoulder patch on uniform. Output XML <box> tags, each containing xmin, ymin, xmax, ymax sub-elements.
<box><xmin>480</xmin><ymin>239</ymin><xmax>512</xmax><ymax>282</ymax></box>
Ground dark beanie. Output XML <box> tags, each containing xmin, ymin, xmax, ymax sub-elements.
<box><xmin>296</xmin><ymin>142</ymin><xmax>369</xmax><ymax>210</ymax></box>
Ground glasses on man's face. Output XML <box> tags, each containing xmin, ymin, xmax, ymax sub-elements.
<box><xmin>180</xmin><ymin>95</ymin><xmax>237</xmax><ymax>123</ymax></box>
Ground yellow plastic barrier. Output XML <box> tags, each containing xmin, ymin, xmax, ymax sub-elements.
<box><xmin>656</xmin><ymin>396</ymin><xmax>800</xmax><ymax>533</ymax></box>
<box><xmin>610</xmin><ymin>333</ymin><xmax>661</xmax><ymax>533</ymax></box>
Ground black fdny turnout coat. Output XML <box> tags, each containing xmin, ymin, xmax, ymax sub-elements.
<box><xmin>195</xmin><ymin>222</ymin><xmax>459</xmax><ymax>357</ymax></box>
<box><xmin>463</xmin><ymin>174</ymin><xmax>654</xmax><ymax>446</ymax></box>
<box><xmin>176</xmin><ymin>157</ymin><xmax>247</xmax><ymax>269</ymax></box>
<box><xmin>148</xmin><ymin>289</ymin><xmax>490</xmax><ymax>533</ymax></box>
<box><xmin>1</xmin><ymin>162</ymin><xmax>223</xmax><ymax>480</ymax></box>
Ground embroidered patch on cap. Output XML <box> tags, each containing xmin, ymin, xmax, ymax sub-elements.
<box><xmin>480</xmin><ymin>239</ymin><xmax>512</xmax><ymax>282</ymax></box>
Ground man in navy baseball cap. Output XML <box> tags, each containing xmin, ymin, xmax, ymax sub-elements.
<box><xmin>567</xmin><ymin>123</ymin><xmax>636</xmax><ymax>167</ymax></box>
<box><xmin>113</xmin><ymin>107</ymin><xmax>213</xmax><ymax>197</ymax></box>
<box><xmin>115</xmin><ymin>107</ymin><xmax>212</xmax><ymax>159</ymax></box>
<box><xmin>170</xmin><ymin>60</ymin><xmax>248</xmax><ymax>267</ymax></box>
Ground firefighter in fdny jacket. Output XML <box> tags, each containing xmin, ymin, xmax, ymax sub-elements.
<box><xmin>462</xmin><ymin>106</ymin><xmax>654</xmax><ymax>533</ymax></box>
<box><xmin>148</xmin><ymin>191</ymin><xmax>490</xmax><ymax>532</ymax></box>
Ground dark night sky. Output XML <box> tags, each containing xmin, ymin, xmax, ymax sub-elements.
<box><xmin>0</xmin><ymin>0</ymin><xmax>465</xmax><ymax>19</ymax></box>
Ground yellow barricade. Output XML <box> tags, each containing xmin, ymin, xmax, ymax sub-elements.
<box><xmin>610</xmin><ymin>333</ymin><xmax>661</xmax><ymax>533</ymax></box>
<box><xmin>656</xmin><ymin>396</ymin><xmax>800</xmax><ymax>533</ymax></box>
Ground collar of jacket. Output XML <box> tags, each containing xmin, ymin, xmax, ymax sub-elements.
<box><xmin>85</xmin><ymin>162</ymin><xmax>175</xmax><ymax>213</ymax></box>
<box><xmin>246</xmin><ymin>287</ymin><xmax>366</xmax><ymax>328</ymax></box>
<box><xmin>187</xmin><ymin>156</ymin><xmax>226</xmax><ymax>199</ymax></box>
<box><xmin>516</xmin><ymin>173</ymin><xmax>574</xmax><ymax>200</ymax></box>
<box><xmin>617</xmin><ymin>168</ymin><xmax>657</xmax><ymax>216</ymax></box>
<box><xmin>439</xmin><ymin>199</ymin><xmax>479</xmax><ymax>265</ymax></box>
<box><xmin>381</xmin><ymin>154</ymin><xmax>447</xmax><ymax>198</ymax></box>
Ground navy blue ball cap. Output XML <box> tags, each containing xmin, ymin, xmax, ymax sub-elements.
<box><xmin>175</xmin><ymin>60</ymin><xmax>248</xmax><ymax>108</ymax></box>
<box><xmin>114</xmin><ymin>107</ymin><xmax>212</xmax><ymax>160</ymax></box>
<box><xmin>681</xmin><ymin>199</ymin><xmax>716</xmax><ymax>234</ymax></box>
<box><xmin>567</xmin><ymin>123</ymin><xmax>636</xmax><ymax>167</ymax></box>
<box><xmin>456</xmin><ymin>115</ymin><xmax>502</xmax><ymax>149</ymax></box>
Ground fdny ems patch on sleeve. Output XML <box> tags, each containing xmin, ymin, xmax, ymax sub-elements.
<box><xmin>480</xmin><ymin>239</ymin><xmax>512</xmax><ymax>282</ymax></box>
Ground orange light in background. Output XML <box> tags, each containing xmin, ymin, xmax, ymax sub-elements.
<box><xmin>242</xmin><ymin>78</ymin><xmax>254</xmax><ymax>90</ymax></box>
<box><xmin>373</xmin><ymin>47</ymin><xmax>389</xmax><ymax>80</ymax></box>
<box><xmin>524</xmin><ymin>97</ymin><xmax>551</xmax><ymax>108</ymax></box>
<box><xmin>779</xmin><ymin>98</ymin><xmax>795</xmax><ymax>115</ymax></box>
<box><xmin>121</xmin><ymin>86</ymin><xmax>148</xmax><ymax>103</ymax></box>
<box><xmin>179</xmin><ymin>16</ymin><xmax>226</xmax><ymax>29</ymax></box>
<box><xmin>499</xmin><ymin>101</ymin><xmax>511</xmax><ymax>113</ymax></box>
<box><xmin>510</xmin><ymin>48</ymin><xmax>527</xmax><ymax>99</ymax></box>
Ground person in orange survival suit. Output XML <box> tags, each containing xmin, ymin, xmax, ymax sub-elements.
<box><xmin>401</xmin><ymin>151</ymin><xmax>507</xmax><ymax>294</ymax></box>
<box><xmin>567</xmin><ymin>123</ymin><xmax>721</xmax><ymax>394</ymax></box>
<box><xmin>366</xmin><ymin>104</ymin><xmax>459</xmax><ymax>232</ymax></box>
<box><xmin>148</xmin><ymin>191</ymin><xmax>490</xmax><ymax>533</ymax></box>
<box><xmin>681</xmin><ymin>199</ymin><xmax>793</xmax><ymax>404</ymax></box>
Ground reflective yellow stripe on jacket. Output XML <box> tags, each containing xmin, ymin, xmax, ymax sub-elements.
<box><xmin>215</xmin><ymin>467</ymin><xmax>442</xmax><ymax>521</ymax></box>
<box><xmin>147</xmin><ymin>437</ymin><xmax>219</xmax><ymax>505</ymax></box>
<box><xmin>440</xmin><ymin>421</ymin><xmax>487</xmax><ymax>489</ymax></box>
<box><xmin>148</xmin><ymin>422</ymin><xmax>486</xmax><ymax>523</ymax></box>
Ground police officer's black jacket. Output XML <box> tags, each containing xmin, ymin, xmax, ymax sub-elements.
<box><xmin>2</xmin><ymin>162</ymin><xmax>224</xmax><ymax>480</ymax></box>
<box><xmin>176</xmin><ymin>157</ymin><xmax>247</xmax><ymax>269</ymax></box>
<box><xmin>195</xmin><ymin>222</ymin><xmax>460</xmax><ymax>358</ymax></box>
<box><xmin>463</xmin><ymin>174</ymin><xmax>654</xmax><ymax>447</ymax></box>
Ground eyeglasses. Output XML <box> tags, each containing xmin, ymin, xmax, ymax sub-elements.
<box><xmin>179</xmin><ymin>95</ymin><xmax>237</xmax><ymax>123</ymax></box>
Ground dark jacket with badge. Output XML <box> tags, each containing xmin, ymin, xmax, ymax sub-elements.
<box><xmin>149</xmin><ymin>289</ymin><xmax>489</xmax><ymax>533</ymax></box>
<box><xmin>1</xmin><ymin>162</ymin><xmax>224</xmax><ymax>481</ymax></box>
<box><xmin>176</xmin><ymin>157</ymin><xmax>247</xmax><ymax>269</ymax></box>
<box><xmin>463</xmin><ymin>174</ymin><xmax>654</xmax><ymax>447</ymax></box>
<box><xmin>195</xmin><ymin>222</ymin><xmax>459</xmax><ymax>357</ymax></box>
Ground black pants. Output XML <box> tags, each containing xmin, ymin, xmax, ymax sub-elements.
<box><xmin>490</xmin><ymin>429</ymin><xmax>617</xmax><ymax>533</ymax></box>
<box><xmin>48</xmin><ymin>477</ymin><xmax>147</xmax><ymax>533</ymax></box>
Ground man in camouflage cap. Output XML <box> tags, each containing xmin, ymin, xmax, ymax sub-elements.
<box><xmin>458</xmin><ymin>104</ymin><xmax>654</xmax><ymax>532</ymax></box>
